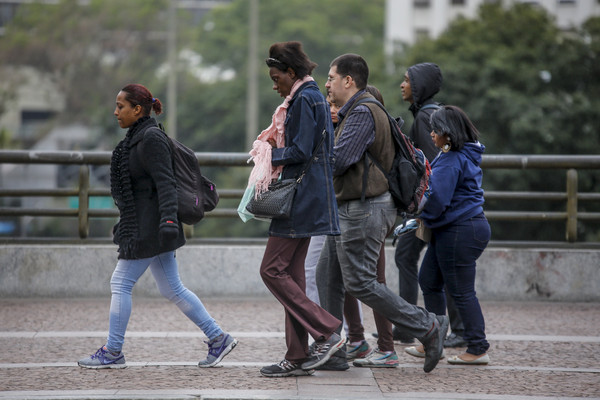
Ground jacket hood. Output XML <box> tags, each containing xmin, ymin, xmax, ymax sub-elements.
<box><xmin>407</xmin><ymin>63</ymin><xmax>442</xmax><ymax>106</ymax></box>
<box><xmin>461</xmin><ymin>142</ymin><xmax>485</xmax><ymax>166</ymax></box>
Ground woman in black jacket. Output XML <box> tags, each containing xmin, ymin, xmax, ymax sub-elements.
<box><xmin>78</xmin><ymin>84</ymin><xmax>236</xmax><ymax>369</ymax></box>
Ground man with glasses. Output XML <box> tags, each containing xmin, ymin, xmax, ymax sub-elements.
<box><xmin>314</xmin><ymin>54</ymin><xmax>448</xmax><ymax>373</ymax></box>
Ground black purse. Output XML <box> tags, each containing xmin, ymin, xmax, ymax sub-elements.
<box><xmin>246</xmin><ymin>131</ymin><xmax>326</xmax><ymax>219</ymax></box>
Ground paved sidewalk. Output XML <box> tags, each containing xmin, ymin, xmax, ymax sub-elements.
<box><xmin>1</xmin><ymin>297</ymin><xmax>599</xmax><ymax>400</ymax></box>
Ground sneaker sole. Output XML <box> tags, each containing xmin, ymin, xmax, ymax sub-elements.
<box><xmin>352</xmin><ymin>362</ymin><xmax>399</xmax><ymax>368</ymax></box>
<box><xmin>198</xmin><ymin>338</ymin><xmax>238</xmax><ymax>368</ymax></box>
<box><xmin>316</xmin><ymin>364</ymin><xmax>349</xmax><ymax>371</ymax></box>
<box><xmin>301</xmin><ymin>336</ymin><xmax>345</xmax><ymax>371</ymax></box>
<box><xmin>424</xmin><ymin>316</ymin><xmax>450</xmax><ymax>373</ymax></box>
<box><xmin>346</xmin><ymin>349</ymin><xmax>371</xmax><ymax>361</ymax></box>
<box><xmin>78</xmin><ymin>362</ymin><xmax>126</xmax><ymax>369</ymax></box>
<box><xmin>316</xmin><ymin>366</ymin><xmax>349</xmax><ymax>371</ymax></box>
<box><xmin>260</xmin><ymin>369</ymin><xmax>315</xmax><ymax>378</ymax></box>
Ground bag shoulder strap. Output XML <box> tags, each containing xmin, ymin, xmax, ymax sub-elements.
<box><xmin>418</xmin><ymin>103</ymin><xmax>441</xmax><ymax>112</ymax></box>
<box><xmin>353</xmin><ymin>98</ymin><xmax>401</xmax><ymax>202</ymax></box>
<box><xmin>135</xmin><ymin>123</ymin><xmax>171</xmax><ymax>171</ymax></box>
<box><xmin>296</xmin><ymin>129</ymin><xmax>326</xmax><ymax>183</ymax></box>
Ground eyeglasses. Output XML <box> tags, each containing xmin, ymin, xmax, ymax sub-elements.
<box><xmin>326</xmin><ymin>74</ymin><xmax>349</xmax><ymax>83</ymax></box>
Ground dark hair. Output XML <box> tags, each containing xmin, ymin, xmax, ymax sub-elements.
<box><xmin>365</xmin><ymin>85</ymin><xmax>384</xmax><ymax>106</ymax></box>
<box><xmin>121</xmin><ymin>84</ymin><xmax>163</xmax><ymax>116</ymax></box>
<box><xmin>330</xmin><ymin>54</ymin><xmax>369</xmax><ymax>90</ymax></box>
<box><xmin>265</xmin><ymin>41</ymin><xmax>317</xmax><ymax>79</ymax></box>
<box><xmin>430</xmin><ymin>105</ymin><xmax>479</xmax><ymax>151</ymax></box>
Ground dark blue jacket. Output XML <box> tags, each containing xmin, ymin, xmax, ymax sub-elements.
<box><xmin>421</xmin><ymin>142</ymin><xmax>485</xmax><ymax>229</ymax></box>
<box><xmin>269</xmin><ymin>81</ymin><xmax>340</xmax><ymax>238</ymax></box>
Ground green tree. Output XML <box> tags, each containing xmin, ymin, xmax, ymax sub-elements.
<box><xmin>395</xmin><ymin>3</ymin><xmax>599</xmax><ymax>156</ymax></box>
<box><xmin>177</xmin><ymin>0</ymin><xmax>388</xmax><ymax>238</ymax></box>
<box><xmin>3</xmin><ymin>1</ymin><xmax>597</xmax><ymax>241</ymax></box>
<box><xmin>0</xmin><ymin>0</ymin><xmax>183</xmax><ymax>147</ymax></box>
<box><xmin>0</xmin><ymin>0</ymin><xmax>388</xmax><ymax>239</ymax></box>
<box><xmin>390</xmin><ymin>3</ymin><xmax>600</xmax><ymax>241</ymax></box>
<box><xmin>180</xmin><ymin>0</ymin><xmax>386</xmax><ymax>153</ymax></box>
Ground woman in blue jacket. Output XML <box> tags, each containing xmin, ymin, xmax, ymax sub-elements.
<box><xmin>418</xmin><ymin>105</ymin><xmax>491</xmax><ymax>365</ymax></box>
<box><xmin>250</xmin><ymin>42</ymin><xmax>343</xmax><ymax>377</ymax></box>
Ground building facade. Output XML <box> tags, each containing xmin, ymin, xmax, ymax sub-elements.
<box><xmin>385</xmin><ymin>0</ymin><xmax>600</xmax><ymax>55</ymax></box>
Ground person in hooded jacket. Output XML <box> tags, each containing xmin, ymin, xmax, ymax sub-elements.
<box><xmin>394</xmin><ymin>63</ymin><xmax>466</xmax><ymax>350</ymax></box>
<box><xmin>416</xmin><ymin>105</ymin><xmax>491</xmax><ymax>365</ymax></box>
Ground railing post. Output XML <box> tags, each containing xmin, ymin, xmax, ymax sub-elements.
<box><xmin>566</xmin><ymin>168</ymin><xmax>578</xmax><ymax>242</ymax></box>
<box><xmin>78</xmin><ymin>165</ymin><xmax>90</xmax><ymax>239</ymax></box>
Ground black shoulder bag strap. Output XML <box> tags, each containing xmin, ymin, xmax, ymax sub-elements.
<box><xmin>294</xmin><ymin>129</ymin><xmax>327</xmax><ymax>184</ymax></box>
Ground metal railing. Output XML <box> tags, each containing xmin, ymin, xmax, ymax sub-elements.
<box><xmin>1</xmin><ymin>150</ymin><xmax>600</xmax><ymax>243</ymax></box>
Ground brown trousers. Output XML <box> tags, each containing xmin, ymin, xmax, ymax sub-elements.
<box><xmin>260</xmin><ymin>236</ymin><xmax>342</xmax><ymax>363</ymax></box>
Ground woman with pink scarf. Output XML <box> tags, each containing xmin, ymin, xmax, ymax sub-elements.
<box><xmin>248</xmin><ymin>42</ymin><xmax>342</xmax><ymax>377</ymax></box>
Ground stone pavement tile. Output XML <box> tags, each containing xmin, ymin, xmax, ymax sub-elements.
<box><xmin>373</xmin><ymin>366</ymin><xmax>600</xmax><ymax>398</ymax></box>
<box><xmin>0</xmin><ymin>297</ymin><xmax>284</xmax><ymax>332</ymax></box>
<box><xmin>0</xmin><ymin>366</ymin><xmax>298</xmax><ymax>392</ymax></box>
<box><xmin>1</xmin><ymin>298</ymin><xmax>599</xmax><ymax>336</ymax></box>
<box><xmin>395</xmin><ymin>340</ymin><xmax>600</xmax><ymax>370</ymax></box>
<box><xmin>4</xmin><ymin>336</ymin><xmax>600</xmax><ymax>370</ymax></box>
<box><xmin>2</xmin><ymin>298</ymin><xmax>600</xmax><ymax>400</ymax></box>
<box><xmin>490</xmin><ymin>340</ymin><xmax>600</xmax><ymax>369</ymax></box>
<box><xmin>0</xmin><ymin>337</ymin><xmax>290</xmax><ymax>365</ymax></box>
<box><xmin>298</xmin><ymin>368</ymin><xmax>382</xmax><ymax>398</ymax></box>
<box><xmin>480</xmin><ymin>301</ymin><xmax>600</xmax><ymax>336</ymax></box>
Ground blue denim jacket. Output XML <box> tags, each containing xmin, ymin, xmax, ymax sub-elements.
<box><xmin>269</xmin><ymin>81</ymin><xmax>340</xmax><ymax>238</ymax></box>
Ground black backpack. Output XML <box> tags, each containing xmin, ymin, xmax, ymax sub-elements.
<box><xmin>143</xmin><ymin>124</ymin><xmax>219</xmax><ymax>225</ymax></box>
<box><xmin>356</xmin><ymin>98</ymin><xmax>431</xmax><ymax>216</ymax></box>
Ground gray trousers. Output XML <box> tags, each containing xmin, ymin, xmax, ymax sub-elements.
<box><xmin>316</xmin><ymin>192</ymin><xmax>435</xmax><ymax>341</ymax></box>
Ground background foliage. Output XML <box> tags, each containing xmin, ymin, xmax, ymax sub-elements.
<box><xmin>389</xmin><ymin>3</ymin><xmax>600</xmax><ymax>241</ymax></box>
<box><xmin>0</xmin><ymin>0</ymin><xmax>598</xmax><ymax>240</ymax></box>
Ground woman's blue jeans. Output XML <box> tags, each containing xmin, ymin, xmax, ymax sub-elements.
<box><xmin>419</xmin><ymin>213</ymin><xmax>491</xmax><ymax>355</ymax></box>
<box><xmin>106</xmin><ymin>251</ymin><xmax>222</xmax><ymax>353</ymax></box>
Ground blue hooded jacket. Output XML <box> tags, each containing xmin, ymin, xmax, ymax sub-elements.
<box><xmin>420</xmin><ymin>142</ymin><xmax>485</xmax><ymax>229</ymax></box>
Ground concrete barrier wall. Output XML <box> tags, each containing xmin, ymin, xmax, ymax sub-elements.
<box><xmin>1</xmin><ymin>244</ymin><xmax>599</xmax><ymax>301</ymax></box>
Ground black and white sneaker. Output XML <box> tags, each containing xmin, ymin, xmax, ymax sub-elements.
<box><xmin>300</xmin><ymin>333</ymin><xmax>345</xmax><ymax>371</ymax></box>
<box><xmin>260</xmin><ymin>359</ymin><xmax>315</xmax><ymax>377</ymax></box>
<box><xmin>316</xmin><ymin>349</ymin><xmax>349</xmax><ymax>371</ymax></box>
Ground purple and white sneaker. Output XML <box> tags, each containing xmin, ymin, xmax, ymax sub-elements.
<box><xmin>198</xmin><ymin>333</ymin><xmax>238</xmax><ymax>368</ymax></box>
<box><xmin>78</xmin><ymin>346</ymin><xmax>126</xmax><ymax>369</ymax></box>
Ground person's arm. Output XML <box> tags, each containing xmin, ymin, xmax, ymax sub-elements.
<box><xmin>140</xmin><ymin>129</ymin><xmax>179</xmax><ymax>243</ymax></box>
<box><xmin>332</xmin><ymin>105</ymin><xmax>375</xmax><ymax>175</ymax></box>
<box><xmin>411</xmin><ymin>111</ymin><xmax>439</xmax><ymax>162</ymax></box>
<box><xmin>420</xmin><ymin>155</ymin><xmax>460</xmax><ymax>220</ymax></box>
<box><xmin>271</xmin><ymin>96</ymin><xmax>319</xmax><ymax>167</ymax></box>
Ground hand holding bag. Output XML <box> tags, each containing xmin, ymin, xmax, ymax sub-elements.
<box><xmin>245</xmin><ymin>130</ymin><xmax>325</xmax><ymax>220</ymax></box>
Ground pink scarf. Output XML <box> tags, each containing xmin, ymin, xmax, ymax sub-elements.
<box><xmin>247</xmin><ymin>75</ymin><xmax>314</xmax><ymax>196</ymax></box>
